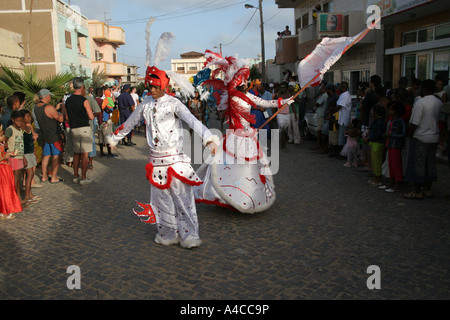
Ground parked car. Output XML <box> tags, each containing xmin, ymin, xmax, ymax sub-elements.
<box><xmin>302</xmin><ymin>109</ymin><xmax>318</xmax><ymax>140</ymax></box>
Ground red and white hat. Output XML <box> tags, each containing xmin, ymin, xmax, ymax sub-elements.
<box><xmin>145</xmin><ymin>66</ymin><xmax>170</xmax><ymax>90</ymax></box>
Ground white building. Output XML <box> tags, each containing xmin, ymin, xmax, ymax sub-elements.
<box><xmin>275</xmin><ymin>0</ymin><xmax>383</xmax><ymax>93</ymax></box>
<box><xmin>170</xmin><ymin>51</ymin><xmax>206</xmax><ymax>88</ymax></box>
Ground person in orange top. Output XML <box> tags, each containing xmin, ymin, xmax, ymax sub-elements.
<box><xmin>99</xmin><ymin>89</ymin><xmax>117</xmax><ymax>158</ymax></box>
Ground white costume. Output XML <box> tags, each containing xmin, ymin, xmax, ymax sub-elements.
<box><xmin>107</xmin><ymin>73</ymin><xmax>219</xmax><ymax>248</ymax></box>
<box><xmin>193</xmin><ymin>51</ymin><xmax>293</xmax><ymax>214</ymax></box>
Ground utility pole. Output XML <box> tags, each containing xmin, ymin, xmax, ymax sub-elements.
<box><xmin>245</xmin><ymin>1</ymin><xmax>266</xmax><ymax>82</ymax></box>
<box><xmin>27</xmin><ymin>0</ymin><xmax>34</xmax><ymax>62</ymax></box>
<box><xmin>258</xmin><ymin>0</ymin><xmax>266</xmax><ymax>83</ymax></box>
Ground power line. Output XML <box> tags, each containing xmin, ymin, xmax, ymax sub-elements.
<box><xmin>108</xmin><ymin>0</ymin><xmax>248</xmax><ymax>25</ymax></box>
<box><xmin>110</xmin><ymin>0</ymin><xmax>220</xmax><ymax>24</ymax></box>
<box><xmin>265</xmin><ymin>10</ymin><xmax>281</xmax><ymax>23</ymax></box>
<box><xmin>222</xmin><ymin>8</ymin><xmax>258</xmax><ymax>46</ymax></box>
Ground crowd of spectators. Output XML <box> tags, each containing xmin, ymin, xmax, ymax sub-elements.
<box><xmin>309</xmin><ymin>75</ymin><xmax>449</xmax><ymax>199</ymax></box>
<box><xmin>0</xmin><ymin>77</ymin><xmax>143</xmax><ymax>219</ymax></box>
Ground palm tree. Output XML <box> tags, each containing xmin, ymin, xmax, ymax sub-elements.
<box><xmin>249</xmin><ymin>65</ymin><xmax>262</xmax><ymax>82</ymax></box>
<box><xmin>89</xmin><ymin>66</ymin><xmax>107</xmax><ymax>91</ymax></box>
<box><xmin>0</xmin><ymin>65</ymin><xmax>74</xmax><ymax>110</ymax></box>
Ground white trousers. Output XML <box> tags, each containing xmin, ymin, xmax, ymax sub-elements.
<box><xmin>150</xmin><ymin>180</ymin><xmax>200</xmax><ymax>243</ymax></box>
<box><xmin>288</xmin><ymin>113</ymin><xmax>301</xmax><ymax>144</ymax></box>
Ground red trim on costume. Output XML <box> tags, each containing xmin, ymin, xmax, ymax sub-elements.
<box><xmin>222</xmin><ymin>132</ymin><xmax>263</xmax><ymax>162</ymax></box>
<box><xmin>133</xmin><ymin>201</ymin><xmax>157</xmax><ymax>224</ymax></box>
<box><xmin>277</xmin><ymin>97</ymin><xmax>283</xmax><ymax>109</ymax></box>
<box><xmin>114</xmin><ymin>124</ymin><xmax>125</xmax><ymax>135</ymax></box>
<box><xmin>145</xmin><ymin>162</ymin><xmax>203</xmax><ymax>190</ymax></box>
<box><xmin>220</xmin><ymin>184</ymin><xmax>255</xmax><ymax>209</ymax></box>
<box><xmin>259</xmin><ymin>174</ymin><xmax>267</xmax><ymax>185</ymax></box>
<box><xmin>195</xmin><ymin>199</ymin><xmax>237</xmax><ymax>211</ymax></box>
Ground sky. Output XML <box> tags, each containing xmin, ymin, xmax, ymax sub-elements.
<box><xmin>69</xmin><ymin>0</ymin><xmax>294</xmax><ymax>77</ymax></box>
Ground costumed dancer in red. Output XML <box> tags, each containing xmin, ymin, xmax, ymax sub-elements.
<box><xmin>106</xmin><ymin>66</ymin><xmax>219</xmax><ymax>249</ymax></box>
<box><xmin>0</xmin><ymin>127</ymin><xmax>22</xmax><ymax>219</ymax></box>
<box><xmin>193</xmin><ymin>51</ymin><xmax>294</xmax><ymax>213</ymax></box>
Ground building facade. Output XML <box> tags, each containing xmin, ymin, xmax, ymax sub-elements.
<box><xmin>170</xmin><ymin>51</ymin><xmax>206</xmax><ymax>88</ymax></box>
<box><xmin>88</xmin><ymin>19</ymin><xmax>126</xmax><ymax>86</ymax></box>
<box><xmin>275</xmin><ymin>0</ymin><xmax>383</xmax><ymax>94</ymax></box>
<box><xmin>0</xmin><ymin>0</ymin><xmax>91</xmax><ymax>78</ymax></box>
<box><xmin>121</xmin><ymin>65</ymin><xmax>140</xmax><ymax>87</ymax></box>
<box><xmin>0</xmin><ymin>28</ymin><xmax>24</xmax><ymax>72</ymax></box>
<box><xmin>381</xmin><ymin>0</ymin><xmax>450</xmax><ymax>86</ymax></box>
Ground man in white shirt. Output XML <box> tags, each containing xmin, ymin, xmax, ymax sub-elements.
<box><xmin>404</xmin><ymin>79</ymin><xmax>443</xmax><ymax>200</ymax></box>
<box><xmin>336</xmin><ymin>81</ymin><xmax>352</xmax><ymax>153</ymax></box>
<box><xmin>130</xmin><ymin>86</ymin><xmax>140</xmax><ymax>107</ymax></box>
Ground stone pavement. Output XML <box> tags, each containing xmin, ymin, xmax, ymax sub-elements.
<box><xmin>1</xmin><ymin>118</ymin><xmax>450</xmax><ymax>300</ymax></box>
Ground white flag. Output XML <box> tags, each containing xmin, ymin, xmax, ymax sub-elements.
<box><xmin>297</xmin><ymin>27</ymin><xmax>373</xmax><ymax>88</ymax></box>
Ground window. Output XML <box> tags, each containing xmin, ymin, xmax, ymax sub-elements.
<box><xmin>404</xmin><ymin>55</ymin><xmax>417</xmax><ymax>81</ymax></box>
<box><xmin>404</xmin><ymin>50</ymin><xmax>450</xmax><ymax>81</ymax></box>
<box><xmin>177</xmin><ymin>66</ymin><xmax>185</xmax><ymax>71</ymax></box>
<box><xmin>418</xmin><ymin>28</ymin><xmax>433</xmax><ymax>43</ymax></box>
<box><xmin>302</xmin><ymin>13</ymin><xmax>309</xmax><ymax>28</ymax></box>
<box><xmin>403</xmin><ymin>31</ymin><xmax>417</xmax><ymax>46</ymax></box>
<box><xmin>342</xmin><ymin>70</ymin><xmax>370</xmax><ymax>94</ymax></box>
<box><xmin>113</xmin><ymin>53</ymin><xmax>117</xmax><ymax>63</ymax></box>
<box><xmin>435</xmin><ymin>23</ymin><xmax>450</xmax><ymax>40</ymax></box>
<box><xmin>95</xmin><ymin>50</ymin><xmax>103</xmax><ymax>61</ymax></box>
<box><xmin>77</xmin><ymin>33</ymin><xmax>87</xmax><ymax>56</ymax></box>
<box><xmin>295</xmin><ymin>17</ymin><xmax>301</xmax><ymax>33</ymax></box>
<box><xmin>189</xmin><ymin>66</ymin><xmax>197</xmax><ymax>71</ymax></box>
<box><xmin>65</xmin><ymin>30</ymin><xmax>72</xmax><ymax>49</ymax></box>
<box><xmin>433</xmin><ymin>50</ymin><xmax>450</xmax><ymax>81</ymax></box>
<box><xmin>324</xmin><ymin>1</ymin><xmax>333</xmax><ymax>12</ymax></box>
<box><xmin>403</xmin><ymin>52</ymin><xmax>435</xmax><ymax>81</ymax></box>
<box><xmin>402</xmin><ymin>23</ymin><xmax>450</xmax><ymax>46</ymax></box>
<box><xmin>417</xmin><ymin>53</ymin><xmax>432</xmax><ymax>80</ymax></box>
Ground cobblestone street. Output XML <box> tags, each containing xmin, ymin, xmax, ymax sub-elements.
<box><xmin>1</xmin><ymin>119</ymin><xmax>450</xmax><ymax>300</ymax></box>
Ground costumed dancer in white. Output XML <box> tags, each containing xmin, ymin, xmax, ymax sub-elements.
<box><xmin>106</xmin><ymin>66</ymin><xmax>219</xmax><ymax>249</ymax></box>
<box><xmin>194</xmin><ymin>51</ymin><xmax>294</xmax><ymax>213</ymax></box>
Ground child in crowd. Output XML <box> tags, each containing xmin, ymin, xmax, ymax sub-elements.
<box><xmin>0</xmin><ymin>127</ymin><xmax>23</xmax><ymax>219</ymax></box>
<box><xmin>381</xmin><ymin>101</ymin><xmax>406</xmax><ymax>192</ymax></box>
<box><xmin>4</xmin><ymin>111</ymin><xmax>26</xmax><ymax>205</ymax></box>
<box><xmin>341</xmin><ymin>119</ymin><xmax>361</xmax><ymax>167</ymax></box>
<box><xmin>366</xmin><ymin>105</ymin><xmax>386</xmax><ymax>186</ymax></box>
<box><xmin>21</xmin><ymin>109</ymin><xmax>40</xmax><ymax>203</ymax></box>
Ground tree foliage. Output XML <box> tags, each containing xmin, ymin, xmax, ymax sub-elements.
<box><xmin>0</xmin><ymin>65</ymin><xmax>74</xmax><ymax>110</ymax></box>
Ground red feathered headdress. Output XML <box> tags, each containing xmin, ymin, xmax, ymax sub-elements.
<box><xmin>203</xmin><ymin>50</ymin><xmax>256</xmax><ymax>130</ymax></box>
<box><xmin>145</xmin><ymin>66</ymin><xmax>170</xmax><ymax>90</ymax></box>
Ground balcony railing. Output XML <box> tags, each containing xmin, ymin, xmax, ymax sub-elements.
<box><xmin>89</xmin><ymin>22</ymin><xmax>125</xmax><ymax>46</ymax></box>
<box><xmin>299</xmin><ymin>23</ymin><xmax>318</xmax><ymax>43</ymax></box>
<box><xmin>92</xmin><ymin>61</ymin><xmax>127</xmax><ymax>77</ymax></box>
